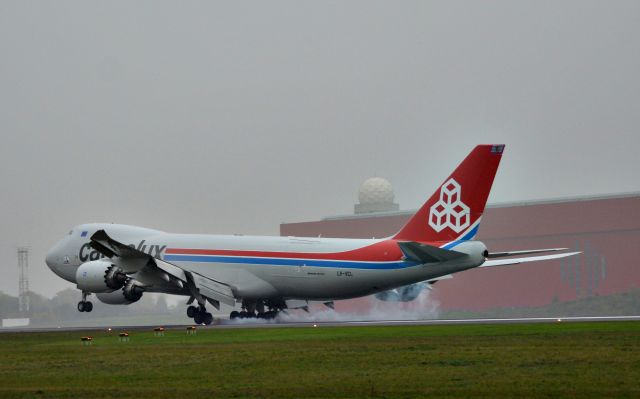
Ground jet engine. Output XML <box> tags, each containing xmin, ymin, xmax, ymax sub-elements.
<box><xmin>95</xmin><ymin>280</ymin><xmax>143</xmax><ymax>305</ymax></box>
<box><xmin>75</xmin><ymin>260</ymin><xmax>128</xmax><ymax>293</ymax></box>
<box><xmin>375</xmin><ymin>282</ymin><xmax>429</xmax><ymax>302</ymax></box>
<box><xmin>122</xmin><ymin>279</ymin><xmax>144</xmax><ymax>302</ymax></box>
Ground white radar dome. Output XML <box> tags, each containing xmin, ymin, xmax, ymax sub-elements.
<box><xmin>358</xmin><ymin>177</ymin><xmax>395</xmax><ymax>205</ymax></box>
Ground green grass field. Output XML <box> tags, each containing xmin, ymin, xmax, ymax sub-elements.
<box><xmin>1</xmin><ymin>322</ymin><xmax>639</xmax><ymax>398</ymax></box>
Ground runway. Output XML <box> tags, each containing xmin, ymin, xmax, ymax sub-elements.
<box><xmin>2</xmin><ymin>315</ymin><xmax>640</xmax><ymax>333</ymax></box>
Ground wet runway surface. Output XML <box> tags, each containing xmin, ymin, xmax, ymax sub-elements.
<box><xmin>3</xmin><ymin>315</ymin><xmax>640</xmax><ymax>333</ymax></box>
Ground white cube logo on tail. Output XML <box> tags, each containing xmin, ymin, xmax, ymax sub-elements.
<box><xmin>428</xmin><ymin>178</ymin><xmax>470</xmax><ymax>233</ymax></box>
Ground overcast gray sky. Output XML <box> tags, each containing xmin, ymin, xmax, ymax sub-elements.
<box><xmin>1</xmin><ymin>1</ymin><xmax>639</xmax><ymax>297</ymax></box>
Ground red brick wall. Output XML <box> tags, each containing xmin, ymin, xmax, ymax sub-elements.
<box><xmin>281</xmin><ymin>196</ymin><xmax>640</xmax><ymax>310</ymax></box>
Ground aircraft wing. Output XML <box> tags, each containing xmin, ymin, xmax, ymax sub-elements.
<box><xmin>480</xmin><ymin>251</ymin><xmax>581</xmax><ymax>268</ymax></box>
<box><xmin>90</xmin><ymin>229</ymin><xmax>144</xmax><ymax>259</ymax></box>
<box><xmin>90</xmin><ymin>229</ymin><xmax>237</xmax><ymax>308</ymax></box>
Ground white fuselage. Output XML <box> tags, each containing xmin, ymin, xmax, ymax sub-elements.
<box><xmin>46</xmin><ymin>223</ymin><xmax>487</xmax><ymax>301</ymax></box>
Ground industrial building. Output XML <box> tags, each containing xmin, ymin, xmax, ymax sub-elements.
<box><xmin>280</xmin><ymin>178</ymin><xmax>640</xmax><ymax>312</ymax></box>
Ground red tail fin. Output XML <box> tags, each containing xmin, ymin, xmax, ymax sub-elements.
<box><xmin>393</xmin><ymin>144</ymin><xmax>504</xmax><ymax>245</ymax></box>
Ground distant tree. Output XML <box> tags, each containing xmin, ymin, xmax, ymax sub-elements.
<box><xmin>51</xmin><ymin>288</ymin><xmax>82</xmax><ymax>321</ymax></box>
<box><xmin>28</xmin><ymin>291</ymin><xmax>55</xmax><ymax>324</ymax></box>
<box><xmin>155</xmin><ymin>295</ymin><xmax>169</xmax><ymax>313</ymax></box>
<box><xmin>0</xmin><ymin>291</ymin><xmax>19</xmax><ymax>319</ymax></box>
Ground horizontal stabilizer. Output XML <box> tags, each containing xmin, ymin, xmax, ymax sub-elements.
<box><xmin>481</xmin><ymin>251</ymin><xmax>581</xmax><ymax>268</ymax></box>
<box><xmin>487</xmin><ymin>248</ymin><xmax>569</xmax><ymax>259</ymax></box>
<box><xmin>398</xmin><ymin>242</ymin><xmax>467</xmax><ymax>263</ymax></box>
<box><xmin>426</xmin><ymin>274</ymin><xmax>453</xmax><ymax>284</ymax></box>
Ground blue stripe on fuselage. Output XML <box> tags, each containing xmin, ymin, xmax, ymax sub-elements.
<box><xmin>441</xmin><ymin>223</ymin><xmax>480</xmax><ymax>250</ymax></box>
<box><xmin>163</xmin><ymin>254</ymin><xmax>417</xmax><ymax>270</ymax></box>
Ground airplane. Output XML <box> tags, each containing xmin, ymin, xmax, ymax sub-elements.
<box><xmin>45</xmin><ymin>144</ymin><xmax>579</xmax><ymax>325</ymax></box>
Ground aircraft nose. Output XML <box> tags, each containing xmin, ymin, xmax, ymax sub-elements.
<box><xmin>45</xmin><ymin>237</ymin><xmax>65</xmax><ymax>270</ymax></box>
<box><xmin>45</xmin><ymin>246</ymin><xmax>57</xmax><ymax>269</ymax></box>
<box><xmin>45</xmin><ymin>236</ymin><xmax>78</xmax><ymax>283</ymax></box>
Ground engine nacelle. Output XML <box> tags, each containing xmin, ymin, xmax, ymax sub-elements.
<box><xmin>375</xmin><ymin>282</ymin><xmax>428</xmax><ymax>302</ymax></box>
<box><xmin>122</xmin><ymin>279</ymin><xmax>144</xmax><ymax>302</ymax></box>
<box><xmin>75</xmin><ymin>260</ymin><xmax>127</xmax><ymax>293</ymax></box>
<box><xmin>96</xmin><ymin>280</ymin><xmax>144</xmax><ymax>304</ymax></box>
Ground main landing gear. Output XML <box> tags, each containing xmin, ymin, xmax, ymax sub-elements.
<box><xmin>78</xmin><ymin>292</ymin><xmax>93</xmax><ymax>312</ymax></box>
<box><xmin>229</xmin><ymin>300</ymin><xmax>281</xmax><ymax>320</ymax></box>
<box><xmin>187</xmin><ymin>305</ymin><xmax>213</xmax><ymax>325</ymax></box>
<box><xmin>229</xmin><ymin>310</ymin><xmax>278</xmax><ymax>320</ymax></box>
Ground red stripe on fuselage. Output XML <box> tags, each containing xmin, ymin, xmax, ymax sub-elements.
<box><xmin>165</xmin><ymin>240</ymin><xmax>406</xmax><ymax>262</ymax></box>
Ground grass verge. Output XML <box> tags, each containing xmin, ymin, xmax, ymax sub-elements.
<box><xmin>0</xmin><ymin>321</ymin><xmax>639</xmax><ymax>398</ymax></box>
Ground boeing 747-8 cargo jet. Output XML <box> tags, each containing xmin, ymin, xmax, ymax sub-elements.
<box><xmin>45</xmin><ymin>145</ymin><xmax>579</xmax><ymax>324</ymax></box>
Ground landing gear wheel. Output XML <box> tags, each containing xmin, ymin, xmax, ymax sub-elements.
<box><xmin>265</xmin><ymin>310</ymin><xmax>278</xmax><ymax>320</ymax></box>
<box><xmin>187</xmin><ymin>305</ymin><xmax>197</xmax><ymax>318</ymax></box>
<box><xmin>84</xmin><ymin>301</ymin><xmax>93</xmax><ymax>312</ymax></box>
<box><xmin>203</xmin><ymin>313</ymin><xmax>213</xmax><ymax>325</ymax></box>
<box><xmin>194</xmin><ymin>312</ymin><xmax>204</xmax><ymax>325</ymax></box>
<box><xmin>230</xmin><ymin>311</ymin><xmax>239</xmax><ymax>320</ymax></box>
<box><xmin>77</xmin><ymin>301</ymin><xmax>85</xmax><ymax>312</ymax></box>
